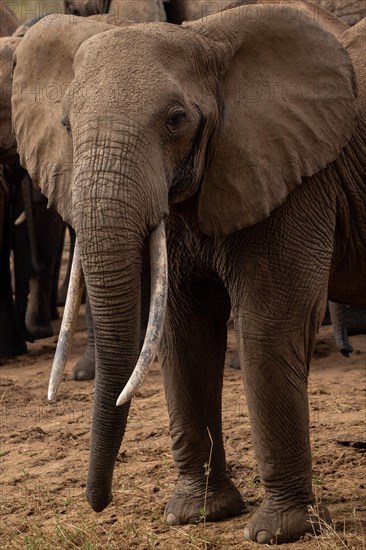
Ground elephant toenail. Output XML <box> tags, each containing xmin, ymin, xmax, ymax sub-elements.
<box><xmin>257</xmin><ymin>530</ymin><xmax>271</xmax><ymax>544</ymax></box>
<box><xmin>243</xmin><ymin>527</ymin><xmax>251</xmax><ymax>540</ymax></box>
<box><xmin>165</xmin><ymin>512</ymin><xmax>178</xmax><ymax>525</ymax></box>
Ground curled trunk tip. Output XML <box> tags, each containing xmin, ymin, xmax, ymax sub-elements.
<box><xmin>328</xmin><ymin>301</ymin><xmax>353</xmax><ymax>357</ymax></box>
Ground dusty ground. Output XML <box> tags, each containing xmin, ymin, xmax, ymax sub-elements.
<box><xmin>0</xmin><ymin>312</ymin><xmax>365</xmax><ymax>549</ymax></box>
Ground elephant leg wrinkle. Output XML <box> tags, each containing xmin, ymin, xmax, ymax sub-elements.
<box><xmin>160</xmin><ymin>260</ymin><xmax>245</xmax><ymax>524</ymax></box>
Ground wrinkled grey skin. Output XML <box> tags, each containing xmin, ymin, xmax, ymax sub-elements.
<box><xmin>230</xmin><ymin>302</ymin><xmax>366</xmax><ymax>368</ymax></box>
<box><xmin>164</xmin><ymin>0</ymin><xmax>366</xmax><ymax>24</ymax></box>
<box><xmin>318</xmin><ymin>0</ymin><xmax>366</xmax><ymax>26</ymax></box>
<box><xmin>12</xmin><ymin>7</ymin><xmax>366</xmax><ymax>544</ymax></box>
<box><xmin>64</xmin><ymin>0</ymin><xmax>366</xmax><ymax>25</ymax></box>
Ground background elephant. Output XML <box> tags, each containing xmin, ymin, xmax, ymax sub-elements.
<box><xmin>12</xmin><ymin>5</ymin><xmax>366</xmax><ymax>544</ymax></box>
<box><xmin>11</xmin><ymin>171</ymin><xmax>65</xmax><ymax>340</ymax></box>
<box><xmin>164</xmin><ymin>0</ymin><xmax>366</xmax><ymax>24</ymax></box>
<box><xmin>0</xmin><ymin>3</ymin><xmax>19</xmax><ymax>36</ymax></box>
<box><xmin>0</xmin><ymin>166</ymin><xmax>26</xmax><ymax>356</ymax></box>
<box><xmin>0</xmin><ymin>32</ymin><xmax>26</xmax><ymax>356</ymax></box>
<box><xmin>64</xmin><ymin>0</ymin><xmax>167</xmax><ymax>20</ymax></box>
<box><xmin>0</xmin><ymin>23</ymin><xmax>65</xmax><ymax>356</ymax></box>
<box><xmin>63</xmin><ymin>0</ymin><xmax>366</xmax><ymax>25</ymax></box>
<box><xmin>318</xmin><ymin>0</ymin><xmax>366</xmax><ymax>25</ymax></box>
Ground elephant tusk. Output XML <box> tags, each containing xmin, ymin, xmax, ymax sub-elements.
<box><xmin>48</xmin><ymin>240</ymin><xmax>84</xmax><ymax>402</ymax></box>
<box><xmin>14</xmin><ymin>210</ymin><xmax>26</xmax><ymax>225</ymax></box>
<box><xmin>116</xmin><ymin>220</ymin><xmax>168</xmax><ymax>406</ymax></box>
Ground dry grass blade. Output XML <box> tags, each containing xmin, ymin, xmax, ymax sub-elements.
<box><xmin>308</xmin><ymin>505</ymin><xmax>366</xmax><ymax>550</ymax></box>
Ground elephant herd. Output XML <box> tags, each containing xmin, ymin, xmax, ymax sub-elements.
<box><xmin>1</xmin><ymin>0</ymin><xmax>366</xmax><ymax>544</ymax></box>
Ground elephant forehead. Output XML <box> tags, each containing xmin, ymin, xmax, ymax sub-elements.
<box><xmin>73</xmin><ymin>25</ymin><xmax>200</xmax><ymax>109</ymax></box>
<box><xmin>79</xmin><ymin>24</ymin><xmax>192</xmax><ymax>71</ymax></box>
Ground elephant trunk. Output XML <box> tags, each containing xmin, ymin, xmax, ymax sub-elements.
<box><xmin>81</xmin><ymin>217</ymin><xmax>141</xmax><ymax>512</ymax></box>
<box><xmin>328</xmin><ymin>301</ymin><xmax>353</xmax><ymax>357</ymax></box>
<box><xmin>69</xmin><ymin>138</ymin><xmax>167</xmax><ymax>512</ymax></box>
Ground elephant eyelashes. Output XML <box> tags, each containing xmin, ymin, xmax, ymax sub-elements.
<box><xmin>166</xmin><ymin>108</ymin><xmax>187</xmax><ymax>134</ymax></box>
<box><xmin>61</xmin><ymin>114</ymin><xmax>71</xmax><ymax>135</ymax></box>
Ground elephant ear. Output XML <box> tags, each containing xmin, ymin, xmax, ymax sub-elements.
<box><xmin>12</xmin><ymin>14</ymin><xmax>127</xmax><ymax>224</ymax></box>
<box><xmin>0</xmin><ymin>36</ymin><xmax>21</xmax><ymax>161</ymax></box>
<box><xmin>184</xmin><ymin>5</ymin><xmax>358</xmax><ymax>236</ymax></box>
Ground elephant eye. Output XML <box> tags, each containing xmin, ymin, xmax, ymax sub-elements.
<box><xmin>166</xmin><ymin>108</ymin><xmax>187</xmax><ymax>132</ymax></box>
<box><xmin>61</xmin><ymin>114</ymin><xmax>71</xmax><ymax>134</ymax></box>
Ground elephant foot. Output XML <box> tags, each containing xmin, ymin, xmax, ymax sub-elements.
<box><xmin>72</xmin><ymin>354</ymin><xmax>95</xmax><ymax>380</ymax></box>
<box><xmin>165</xmin><ymin>474</ymin><xmax>245</xmax><ymax>525</ymax></box>
<box><xmin>243</xmin><ymin>495</ymin><xmax>331</xmax><ymax>544</ymax></box>
<box><xmin>25</xmin><ymin>318</ymin><xmax>54</xmax><ymax>340</ymax></box>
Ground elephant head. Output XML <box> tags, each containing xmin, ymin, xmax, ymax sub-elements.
<box><xmin>12</xmin><ymin>6</ymin><xmax>357</xmax><ymax>513</ymax></box>
<box><xmin>64</xmin><ymin>0</ymin><xmax>167</xmax><ymax>21</ymax></box>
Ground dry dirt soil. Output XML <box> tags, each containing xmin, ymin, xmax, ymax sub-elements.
<box><xmin>1</xmin><ymin>311</ymin><xmax>365</xmax><ymax>549</ymax></box>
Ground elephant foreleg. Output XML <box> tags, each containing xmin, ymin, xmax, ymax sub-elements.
<box><xmin>24</xmin><ymin>193</ymin><xmax>64</xmax><ymax>340</ymax></box>
<box><xmin>232</xmin><ymin>265</ymin><xmax>331</xmax><ymax>543</ymax></box>
<box><xmin>159</xmin><ymin>270</ymin><xmax>245</xmax><ymax>525</ymax></box>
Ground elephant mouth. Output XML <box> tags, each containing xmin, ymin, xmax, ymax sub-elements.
<box><xmin>47</xmin><ymin>219</ymin><xmax>168</xmax><ymax>404</ymax></box>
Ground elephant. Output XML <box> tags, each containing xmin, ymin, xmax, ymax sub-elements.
<box><xmin>12</xmin><ymin>4</ymin><xmax>366</xmax><ymax>545</ymax></box>
<box><xmin>11</xmin><ymin>170</ymin><xmax>65</xmax><ymax>341</ymax></box>
<box><xmin>64</xmin><ymin>0</ymin><xmax>167</xmax><ymax>20</ymax></box>
<box><xmin>63</xmin><ymin>0</ymin><xmax>366</xmax><ymax>25</ymax></box>
<box><xmin>0</xmin><ymin>23</ymin><xmax>65</xmax><ymax>355</ymax></box>
<box><xmin>164</xmin><ymin>0</ymin><xmax>366</xmax><ymax>25</ymax></box>
<box><xmin>316</xmin><ymin>0</ymin><xmax>366</xmax><ymax>26</ymax></box>
<box><xmin>0</xmin><ymin>31</ymin><xmax>26</xmax><ymax>356</ymax></box>
<box><xmin>0</xmin><ymin>166</ymin><xmax>27</xmax><ymax>357</ymax></box>
<box><xmin>0</xmin><ymin>3</ymin><xmax>19</xmax><ymax>37</ymax></box>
